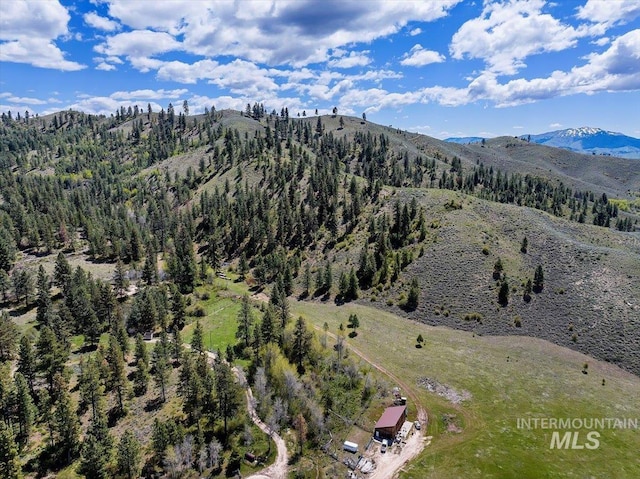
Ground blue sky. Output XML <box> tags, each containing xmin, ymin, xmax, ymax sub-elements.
<box><xmin>1</xmin><ymin>0</ymin><xmax>639</xmax><ymax>139</ymax></box>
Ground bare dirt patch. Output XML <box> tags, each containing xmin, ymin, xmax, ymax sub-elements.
<box><xmin>417</xmin><ymin>377</ymin><xmax>472</xmax><ymax>405</ymax></box>
<box><xmin>366</xmin><ymin>430</ymin><xmax>426</xmax><ymax>479</ymax></box>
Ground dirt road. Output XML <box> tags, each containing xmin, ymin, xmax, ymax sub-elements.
<box><xmin>228</xmin><ymin>359</ymin><xmax>289</xmax><ymax>479</ymax></box>
<box><xmin>369</xmin><ymin>431</ymin><xmax>426</xmax><ymax>479</ymax></box>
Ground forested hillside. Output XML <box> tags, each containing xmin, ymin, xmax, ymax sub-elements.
<box><xmin>1</xmin><ymin>105</ymin><xmax>639</xmax><ymax>477</ymax></box>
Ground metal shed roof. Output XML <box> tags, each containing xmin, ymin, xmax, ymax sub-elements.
<box><xmin>375</xmin><ymin>405</ymin><xmax>407</xmax><ymax>429</ymax></box>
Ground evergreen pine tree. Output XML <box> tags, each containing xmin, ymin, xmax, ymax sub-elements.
<box><xmin>0</xmin><ymin>422</ymin><xmax>22</xmax><ymax>479</ymax></box>
<box><xmin>533</xmin><ymin>265</ymin><xmax>544</xmax><ymax>293</ymax></box>
<box><xmin>17</xmin><ymin>336</ymin><xmax>36</xmax><ymax>395</ymax></box>
<box><xmin>106</xmin><ymin>335</ymin><xmax>128</xmax><ymax>415</ymax></box>
<box><xmin>13</xmin><ymin>373</ymin><xmax>34</xmax><ymax>448</ymax></box>
<box><xmin>116</xmin><ymin>430</ymin><xmax>141</xmax><ymax>479</ymax></box>
<box><xmin>35</xmin><ymin>266</ymin><xmax>52</xmax><ymax>327</ymax></box>
<box><xmin>236</xmin><ymin>294</ymin><xmax>254</xmax><ymax>348</ymax></box>
<box><xmin>191</xmin><ymin>320</ymin><xmax>205</xmax><ymax>353</ymax></box>
<box><xmin>153</xmin><ymin>342</ymin><xmax>170</xmax><ymax>402</ymax></box>
<box><xmin>79</xmin><ymin>404</ymin><xmax>113</xmax><ymax>479</ymax></box>
<box><xmin>498</xmin><ymin>278</ymin><xmax>509</xmax><ymax>306</ymax></box>
<box><xmin>406</xmin><ymin>278</ymin><xmax>420</xmax><ymax>311</ymax></box>
<box><xmin>133</xmin><ymin>334</ymin><xmax>150</xmax><ymax>396</ymax></box>
<box><xmin>54</xmin><ymin>387</ymin><xmax>81</xmax><ymax>465</ymax></box>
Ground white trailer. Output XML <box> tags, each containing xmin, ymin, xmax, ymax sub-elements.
<box><xmin>343</xmin><ymin>440</ymin><xmax>358</xmax><ymax>453</ymax></box>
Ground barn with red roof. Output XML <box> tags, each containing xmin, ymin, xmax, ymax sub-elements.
<box><xmin>374</xmin><ymin>405</ymin><xmax>407</xmax><ymax>441</ymax></box>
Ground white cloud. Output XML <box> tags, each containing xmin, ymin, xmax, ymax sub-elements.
<box><xmin>400</xmin><ymin>44</ymin><xmax>445</xmax><ymax>66</ymax></box>
<box><xmin>0</xmin><ymin>38</ymin><xmax>85</xmax><ymax>71</ymax></box>
<box><xmin>550</xmin><ymin>122</ymin><xmax>562</xmax><ymax>128</ymax></box>
<box><xmin>337</xmin><ymin>83</ymin><xmax>469</xmax><ymax>113</ymax></box>
<box><xmin>450</xmin><ymin>0</ymin><xmax>591</xmax><ymax>75</ymax></box>
<box><xmin>3</xmin><ymin>94</ymin><xmax>47</xmax><ymax>105</ymax></box>
<box><xmin>465</xmin><ymin>29</ymin><xmax>640</xmax><ymax>107</ymax></box>
<box><xmin>95</xmin><ymin>30</ymin><xmax>181</xmax><ymax>58</ymax></box>
<box><xmin>593</xmin><ymin>37</ymin><xmax>610</xmax><ymax>46</ymax></box>
<box><xmin>97</xmin><ymin>0</ymin><xmax>461</xmax><ymax>67</ymax></box>
<box><xmin>576</xmin><ymin>0</ymin><xmax>640</xmax><ymax>26</ymax></box>
<box><xmin>0</xmin><ymin>0</ymin><xmax>84</xmax><ymax>71</ymax></box>
<box><xmin>328</xmin><ymin>51</ymin><xmax>371</xmax><ymax>68</ymax></box>
<box><xmin>84</xmin><ymin>12</ymin><xmax>120</xmax><ymax>32</ymax></box>
<box><xmin>0</xmin><ymin>0</ymin><xmax>69</xmax><ymax>40</ymax></box>
<box><xmin>409</xmin><ymin>27</ymin><xmax>422</xmax><ymax>36</ymax></box>
<box><xmin>154</xmin><ymin>59</ymin><xmax>280</xmax><ymax>97</ymax></box>
<box><xmin>406</xmin><ymin>124</ymin><xmax>432</xmax><ymax>134</ymax></box>
<box><xmin>0</xmin><ymin>104</ymin><xmax>37</xmax><ymax>115</ymax></box>
<box><xmin>96</xmin><ymin>62</ymin><xmax>116</xmax><ymax>71</ymax></box>
<box><xmin>110</xmin><ymin>89</ymin><xmax>189</xmax><ymax>100</ymax></box>
<box><xmin>63</xmin><ymin>96</ymin><xmax>164</xmax><ymax>116</ymax></box>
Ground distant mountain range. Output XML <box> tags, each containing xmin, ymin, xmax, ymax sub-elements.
<box><xmin>445</xmin><ymin>127</ymin><xmax>640</xmax><ymax>159</ymax></box>
<box><xmin>443</xmin><ymin>136</ymin><xmax>484</xmax><ymax>145</ymax></box>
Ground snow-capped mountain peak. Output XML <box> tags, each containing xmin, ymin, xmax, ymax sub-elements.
<box><xmin>528</xmin><ymin>127</ymin><xmax>640</xmax><ymax>158</ymax></box>
<box><xmin>560</xmin><ymin>127</ymin><xmax>604</xmax><ymax>137</ymax></box>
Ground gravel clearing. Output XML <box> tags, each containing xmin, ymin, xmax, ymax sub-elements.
<box><xmin>417</xmin><ymin>377</ymin><xmax>472</xmax><ymax>404</ymax></box>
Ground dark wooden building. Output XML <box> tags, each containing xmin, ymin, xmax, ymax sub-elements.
<box><xmin>374</xmin><ymin>405</ymin><xmax>407</xmax><ymax>440</ymax></box>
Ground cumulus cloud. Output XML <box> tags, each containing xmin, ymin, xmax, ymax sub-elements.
<box><xmin>84</xmin><ymin>12</ymin><xmax>120</xmax><ymax>32</ymax></box>
<box><xmin>400</xmin><ymin>44</ymin><xmax>445</xmax><ymax>66</ymax></box>
<box><xmin>96</xmin><ymin>0</ymin><xmax>461</xmax><ymax>67</ymax></box>
<box><xmin>95</xmin><ymin>62</ymin><xmax>116</xmax><ymax>71</ymax></box>
<box><xmin>0</xmin><ymin>0</ymin><xmax>84</xmax><ymax>71</ymax></box>
<box><xmin>0</xmin><ymin>94</ymin><xmax>47</xmax><ymax>105</ymax></box>
<box><xmin>450</xmin><ymin>0</ymin><xmax>592</xmax><ymax>75</ymax></box>
<box><xmin>409</xmin><ymin>28</ymin><xmax>422</xmax><ymax>36</ymax></box>
<box><xmin>465</xmin><ymin>29</ymin><xmax>640</xmax><ymax>106</ymax></box>
<box><xmin>152</xmin><ymin>59</ymin><xmax>279</xmax><ymax>97</ymax></box>
<box><xmin>110</xmin><ymin>89</ymin><xmax>189</xmax><ymax>100</ymax></box>
<box><xmin>576</xmin><ymin>0</ymin><xmax>640</xmax><ymax>26</ymax></box>
<box><xmin>63</xmin><ymin>96</ymin><xmax>163</xmax><ymax>116</ymax></box>
<box><xmin>328</xmin><ymin>51</ymin><xmax>371</xmax><ymax>68</ymax></box>
<box><xmin>0</xmin><ymin>0</ymin><xmax>69</xmax><ymax>40</ymax></box>
<box><xmin>95</xmin><ymin>30</ymin><xmax>181</xmax><ymax>58</ymax></box>
<box><xmin>0</xmin><ymin>38</ymin><xmax>85</xmax><ymax>71</ymax></box>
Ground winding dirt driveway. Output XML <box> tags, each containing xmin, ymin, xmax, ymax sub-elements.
<box><xmin>233</xmin><ymin>366</ymin><xmax>288</xmax><ymax>479</ymax></box>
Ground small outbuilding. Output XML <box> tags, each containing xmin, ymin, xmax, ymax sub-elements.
<box><xmin>343</xmin><ymin>440</ymin><xmax>358</xmax><ymax>453</ymax></box>
<box><xmin>374</xmin><ymin>405</ymin><xmax>407</xmax><ymax>441</ymax></box>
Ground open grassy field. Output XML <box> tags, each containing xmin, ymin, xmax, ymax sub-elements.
<box><xmin>289</xmin><ymin>298</ymin><xmax>640</xmax><ymax>478</ymax></box>
<box><xmin>182</xmin><ymin>291</ymin><xmax>241</xmax><ymax>353</ymax></box>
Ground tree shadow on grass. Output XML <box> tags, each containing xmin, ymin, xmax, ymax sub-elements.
<box><xmin>144</xmin><ymin>397</ymin><xmax>165</xmax><ymax>412</ymax></box>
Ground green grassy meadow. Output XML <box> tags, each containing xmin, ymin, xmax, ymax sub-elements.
<box><xmin>289</xmin><ymin>298</ymin><xmax>640</xmax><ymax>478</ymax></box>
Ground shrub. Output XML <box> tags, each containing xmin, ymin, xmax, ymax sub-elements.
<box><xmin>463</xmin><ymin>312</ymin><xmax>483</xmax><ymax>323</ymax></box>
<box><xmin>514</xmin><ymin>316</ymin><xmax>522</xmax><ymax>327</ymax></box>
<box><xmin>482</xmin><ymin>247</ymin><xmax>490</xmax><ymax>255</ymax></box>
